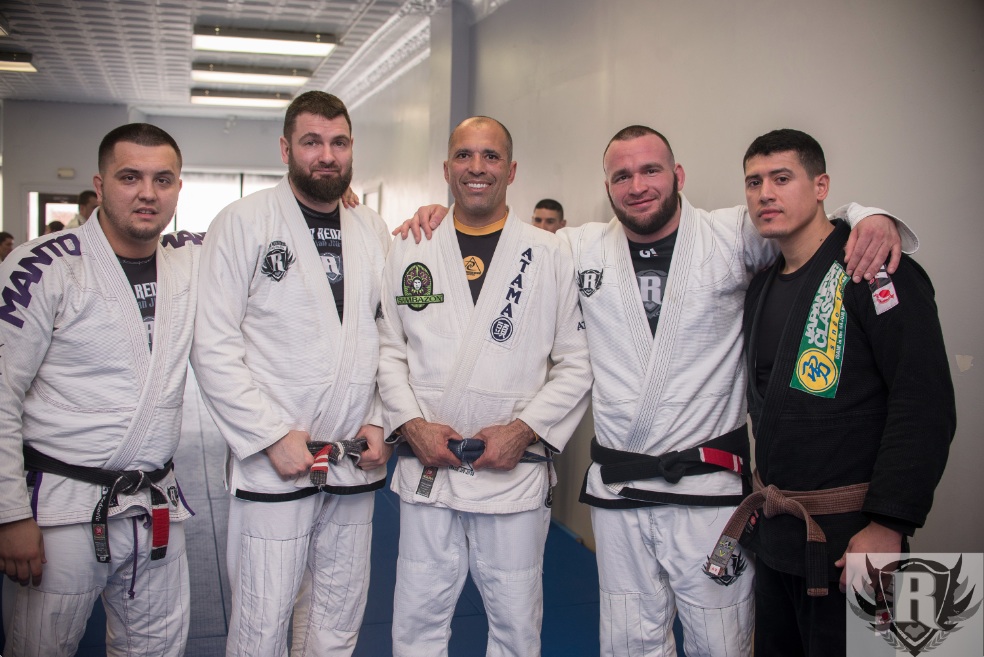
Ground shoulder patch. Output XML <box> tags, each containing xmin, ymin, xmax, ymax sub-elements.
<box><xmin>868</xmin><ymin>265</ymin><xmax>900</xmax><ymax>315</ymax></box>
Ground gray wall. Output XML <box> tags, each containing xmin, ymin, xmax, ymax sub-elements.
<box><xmin>1</xmin><ymin>101</ymin><xmax>130</xmax><ymax>242</ymax></box>
<box><xmin>456</xmin><ymin>0</ymin><xmax>984</xmax><ymax>552</ymax></box>
<box><xmin>1</xmin><ymin>0</ymin><xmax>980</xmax><ymax>554</ymax></box>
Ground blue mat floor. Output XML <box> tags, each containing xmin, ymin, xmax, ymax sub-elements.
<box><xmin>1</xmin><ymin>373</ymin><xmax>685</xmax><ymax>656</ymax></box>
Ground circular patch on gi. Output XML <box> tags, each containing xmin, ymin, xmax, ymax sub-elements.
<box><xmin>795</xmin><ymin>348</ymin><xmax>839</xmax><ymax>394</ymax></box>
<box><xmin>489</xmin><ymin>316</ymin><xmax>514</xmax><ymax>342</ymax></box>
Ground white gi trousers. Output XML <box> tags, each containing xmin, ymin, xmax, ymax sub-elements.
<box><xmin>592</xmin><ymin>506</ymin><xmax>754</xmax><ymax>657</ymax></box>
<box><xmin>392</xmin><ymin>502</ymin><xmax>551</xmax><ymax>657</ymax></box>
<box><xmin>225</xmin><ymin>492</ymin><xmax>373</xmax><ymax>657</ymax></box>
<box><xmin>2</xmin><ymin>517</ymin><xmax>189</xmax><ymax>657</ymax></box>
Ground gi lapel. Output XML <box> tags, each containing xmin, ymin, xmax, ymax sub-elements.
<box><xmin>274</xmin><ymin>177</ymin><xmax>344</xmax><ymax>358</ymax></box>
<box><xmin>310</xmin><ymin>207</ymin><xmax>372</xmax><ymax>439</ymax></box>
<box><xmin>85</xmin><ymin>217</ymin><xmax>167</xmax><ymax>469</ymax></box>
<box><xmin>436</xmin><ymin>209</ymin><xmax>533</xmax><ymax>421</ymax></box>
<box><xmin>753</xmin><ymin>221</ymin><xmax>851</xmax><ymax>463</ymax></box>
<box><xmin>620</xmin><ymin>196</ymin><xmax>696</xmax><ymax>454</ymax></box>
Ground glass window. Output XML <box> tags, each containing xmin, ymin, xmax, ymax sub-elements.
<box><xmin>174</xmin><ymin>172</ymin><xmax>241</xmax><ymax>233</ymax></box>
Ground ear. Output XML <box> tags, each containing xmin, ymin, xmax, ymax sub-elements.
<box><xmin>280</xmin><ymin>136</ymin><xmax>290</xmax><ymax>165</ymax></box>
<box><xmin>674</xmin><ymin>163</ymin><xmax>686</xmax><ymax>192</ymax></box>
<box><xmin>443</xmin><ymin>160</ymin><xmax>450</xmax><ymax>184</ymax></box>
<box><xmin>506</xmin><ymin>160</ymin><xmax>517</xmax><ymax>185</ymax></box>
<box><xmin>93</xmin><ymin>174</ymin><xmax>104</xmax><ymax>204</ymax></box>
<box><xmin>815</xmin><ymin>173</ymin><xmax>830</xmax><ymax>202</ymax></box>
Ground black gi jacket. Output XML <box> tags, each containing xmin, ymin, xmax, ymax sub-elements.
<box><xmin>744</xmin><ymin>220</ymin><xmax>955</xmax><ymax>581</ymax></box>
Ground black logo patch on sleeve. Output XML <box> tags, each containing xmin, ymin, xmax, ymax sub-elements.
<box><xmin>261</xmin><ymin>240</ymin><xmax>295</xmax><ymax>282</ymax></box>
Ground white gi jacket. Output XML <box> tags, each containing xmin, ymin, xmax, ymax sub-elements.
<box><xmin>191</xmin><ymin>177</ymin><xmax>390</xmax><ymax>496</ymax></box>
<box><xmin>0</xmin><ymin>218</ymin><xmax>200</xmax><ymax>526</ymax></box>
<box><xmin>378</xmin><ymin>207</ymin><xmax>592</xmax><ymax>514</ymax></box>
<box><xmin>563</xmin><ymin>197</ymin><xmax>915</xmax><ymax>505</ymax></box>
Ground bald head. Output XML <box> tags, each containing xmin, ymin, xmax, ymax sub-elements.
<box><xmin>449</xmin><ymin>116</ymin><xmax>513</xmax><ymax>162</ymax></box>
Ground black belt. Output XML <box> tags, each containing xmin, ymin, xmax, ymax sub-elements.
<box><xmin>590</xmin><ymin>426</ymin><xmax>749</xmax><ymax>507</ymax></box>
<box><xmin>23</xmin><ymin>445</ymin><xmax>174</xmax><ymax>563</ymax></box>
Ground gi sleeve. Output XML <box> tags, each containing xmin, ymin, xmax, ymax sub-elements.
<box><xmin>190</xmin><ymin>209</ymin><xmax>291</xmax><ymax>459</ymax></box>
<box><xmin>376</xmin><ymin>237</ymin><xmax>425</xmax><ymax>435</ymax></box>
<box><xmin>853</xmin><ymin>257</ymin><xmax>955</xmax><ymax>529</ymax></box>
<box><xmin>516</xmin><ymin>240</ymin><xmax>592</xmax><ymax>453</ymax></box>
<box><xmin>0</xmin><ymin>245</ymin><xmax>61</xmax><ymax>523</ymax></box>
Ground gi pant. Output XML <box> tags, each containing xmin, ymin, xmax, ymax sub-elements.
<box><xmin>2</xmin><ymin>517</ymin><xmax>189</xmax><ymax>657</ymax></box>
<box><xmin>225</xmin><ymin>492</ymin><xmax>373</xmax><ymax>657</ymax></box>
<box><xmin>592</xmin><ymin>505</ymin><xmax>754</xmax><ymax>657</ymax></box>
<box><xmin>392</xmin><ymin>502</ymin><xmax>551</xmax><ymax>657</ymax></box>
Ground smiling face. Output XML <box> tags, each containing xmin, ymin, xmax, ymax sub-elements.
<box><xmin>93</xmin><ymin>141</ymin><xmax>181</xmax><ymax>258</ymax></box>
<box><xmin>603</xmin><ymin>134</ymin><xmax>685</xmax><ymax>242</ymax></box>
<box><xmin>444</xmin><ymin>119</ymin><xmax>517</xmax><ymax>226</ymax></box>
<box><xmin>281</xmin><ymin>112</ymin><xmax>354</xmax><ymax>212</ymax></box>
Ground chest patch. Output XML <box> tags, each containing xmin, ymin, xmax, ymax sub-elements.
<box><xmin>489</xmin><ymin>247</ymin><xmax>534</xmax><ymax>344</ymax></box>
<box><xmin>790</xmin><ymin>261</ymin><xmax>848</xmax><ymax>398</ymax></box>
<box><xmin>396</xmin><ymin>262</ymin><xmax>444</xmax><ymax>311</ymax></box>
<box><xmin>261</xmin><ymin>240</ymin><xmax>295</xmax><ymax>282</ymax></box>
<box><xmin>578</xmin><ymin>268</ymin><xmax>603</xmax><ymax>297</ymax></box>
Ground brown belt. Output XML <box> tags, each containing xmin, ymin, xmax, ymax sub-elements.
<box><xmin>704</xmin><ymin>470</ymin><xmax>868</xmax><ymax>596</ymax></box>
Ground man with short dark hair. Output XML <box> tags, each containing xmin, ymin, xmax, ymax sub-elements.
<box><xmin>191</xmin><ymin>91</ymin><xmax>392</xmax><ymax>657</ymax></box>
<box><xmin>0</xmin><ymin>123</ymin><xmax>200</xmax><ymax>656</ymax></box>
<box><xmin>718</xmin><ymin>128</ymin><xmax>954</xmax><ymax>655</ymax></box>
<box><xmin>378</xmin><ymin>116</ymin><xmax>591</xmax><ymax>656</ymax></box>
<box><xmin>65</xmin><ymin>190</ymin><xmax>99</xmax><ymax>228</ymax></box>
<box><xmin>532</xmin><ymin>198</ymin><xmax>566</xmax><ymax>232</ymax></box>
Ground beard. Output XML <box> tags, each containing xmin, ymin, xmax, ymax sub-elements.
<box><xmin>288</xmin><ymin>154</ymin><xmax>353</xmax><ymax>204</ymax></box>
<box><xmin>609</xmin><ymin>175</ymin><xmax>679</xmax><ymax>237</ymax></box>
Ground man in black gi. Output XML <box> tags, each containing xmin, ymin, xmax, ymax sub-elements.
<box><xmin>718</xmin><ymin>128</ymin><xmax>955</xmax><ymax>656</ymax></box>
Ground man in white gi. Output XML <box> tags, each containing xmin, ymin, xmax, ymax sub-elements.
<box><xmin>0</xmin><ymin>123</ymin><xmax>199</xmax><ymax>657</ymax></box>
<box><xmin>191</xmin><ymin>91</ymin><xmax>392</xmax><ymax>657</ymax></box>
<box><xmin>396</xmin><ymin>124</ymin><xmax>913</xmax><ymax>657</ymax></box>
<box><xmin>377</xmin><ymin>116</ymin><xmax>592</xmax><ymax>657</ymax></box>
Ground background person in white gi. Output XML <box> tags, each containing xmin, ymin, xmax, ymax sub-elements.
<box><xmin>0</xmin><ymin>123</ymin><xmax>198</xmax><ymax>657</ymax></box>
<box><xmin>397</xmin><ymin>124</ymin><xmax>913</xmax><ymax>657</ymax></box>
<box><xmin>191</xmin><ymin>91</ymin><xmax>392</xmax><ymax>657</ymax></box>
<box><xmin>378</xmin><ymin>116</ymin><xmax>592</xmax><ymax>657</ymax></box>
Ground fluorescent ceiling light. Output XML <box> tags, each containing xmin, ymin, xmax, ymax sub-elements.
<box><xmin>193</xmin><ymin>26</ymin><xmax>335</xmax><ymax>57</ymax></box>
<box><xmin>192</xmin><ymin>63</ymin><xmax>311</xmax><ymax>87</ymax></box>
<box><xmin>0</xmin><ymin>51</ymin><xmax>36</xmax><ymax>72</ymax></box>
<box><xmin>191</xmin><ymin>89</ymin><xmax>292</xmax><ymax>109</ymax></box>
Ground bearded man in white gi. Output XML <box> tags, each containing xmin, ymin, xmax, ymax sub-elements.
<box><xmin>397</xmin><ymin>124</ymin><xmax>915</xmax><ymax>657</ymax></box>
<box><xmin>377</xmin><ymin>116</ymin><xmax>592</xmax><ymax>657</ymax></box>
<box><xmin>0</xmin><ymin>123</ymin><xmax>199</xmax><ymax>657</ymax></box>
<box><xmin>191</xmin><ymin>91</ymin><xmax>391</xmax><ymax>657</ymax></box>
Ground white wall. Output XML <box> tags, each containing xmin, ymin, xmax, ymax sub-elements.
<box><xmin>146</xmin><ymin>114</ymin><xmax>284</xmax><ymax>173</ymax></box>
<box><xmin>462</xmin><ymin>0</ymin><xmax>984</xmax><ymax>552</ymax></box>
<box><xmin>349</xmin><ymin>59</ymin><xmax>433</xmax><ymax>230</ymax></box>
